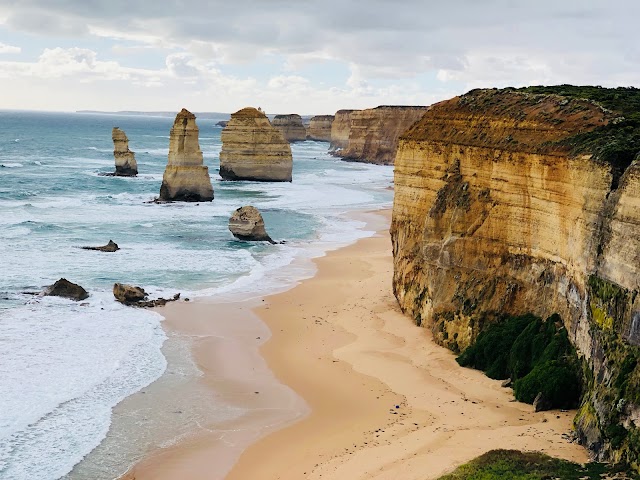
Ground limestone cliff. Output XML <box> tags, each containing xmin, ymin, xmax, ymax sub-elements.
<box><xmin>159</xmin><ymin>109</ymin><xmax>214</xmax><ymax>202</ymax></box>
<box><xmin>307</xmin><ymin>115</ymin><xmax>334</xmax><ymax>142</ymax></box>
<box><xmin>330</xmin><ymin>109</ymin><xmax>358</xmax><ymax>151</ymax></box>
<box><xmin>219</xmin><ymin>107</ymin><xmax>293</xmax><ymax>182</ymax></box>
<box><xmin>390</xmin><ymin>88</ymin><xmax>640</xmax><ymax>467</ymax></box>
<box><xmin>272</xmin><ymin>114</ymin><xmax>307</xmax><ymax>142</ymax></box>
<box><xmin>112</xmin><ymin>127</ymin><xmax>137</xmax><ymax>176</ymax></box>
<box><xmin>333</xmin><ymin>106</ymin><xmax>427</xmax><ymax>165</ymax></box>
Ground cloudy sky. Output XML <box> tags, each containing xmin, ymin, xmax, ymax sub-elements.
<box><xmin>0</xmin><ymin>0</ymin><xmax>637</xmax><ymax>114</ymax></box>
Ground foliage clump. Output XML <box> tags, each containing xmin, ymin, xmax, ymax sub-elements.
<box><xmin>516</xmin><ymin>85</ymin><xmax>640</xmax><ymax>184</ymax></box>
<box><xmin>438</xmin><ymin>449</ymin><xmax>639</xmax><ymax>480</ymax></box>
<box><xmin>456</xmin><ymin>313</ymin><xmax>582</xmax><ymax>409</ymax></box>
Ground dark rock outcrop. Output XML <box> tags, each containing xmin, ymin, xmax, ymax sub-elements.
<box><xmin>81</xmin><ymin>240</ymin><xmax>119</xmax><ymax>252</ymax></box>
<box><xmin>113</xmin><ymin>283</ymin><xmax>180</xmax><ymax>307</ymax></box>
<box><xmin>45</xmin><ymin>278</ymin><xmax>89</xmax><ymax>301</ymax></box>
<box><xmin>228</xmin><ymin>206</ymin><xmax>275</xmax><ymax>243</ymax></box>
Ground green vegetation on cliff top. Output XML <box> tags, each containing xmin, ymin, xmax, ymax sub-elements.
<box><xmin>456</xmin><ymin>313</ymin><xmax>582</xmax><ymax>409</ymax></box>
<box><xmin>438</xmin><ymin>449</ymin><xmax>639</xmax><ymax>480</ymax></box>
<box><xmin>515</xmin><ymin>85</ymin><xmax>640</xmax><ymax>182</ymax></box>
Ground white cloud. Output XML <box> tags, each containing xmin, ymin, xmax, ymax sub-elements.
<box><xmin>0</xmin><ymin>42</ymin><xmax>20</xmax><ymax>54</ymax></box>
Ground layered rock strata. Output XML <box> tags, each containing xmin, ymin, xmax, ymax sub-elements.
<box><xmin>112</xmin><ymin>127</ymin><xmax>138</xmax><ymax>176</ymax></box>
<box><xmin>159</xmin><ymin>109</ymin><xmax>214</xmax><ymax>202</ymax></box>
<box><xmin>219</xmin><ymin>107</ymin><xmax>293</xmax><ymax>182</ymax></box>
<box><xmin>272</xmin><ymin>114</ymin><xmax>307</xmax><ymax>142</ymax></box>
<box><xmin>390</xmin><ymin>88</ymin><xmax>640</xmax><ymax>466</ymax></box>
<box><xmin>228</xmin><ymin>205</ymin><xmax>274</xmax><ymax>243</ymax></box>
<box><xmin>306</xmin><ymin>115</ymin><xmax>334</xmax><ymax>142</ymax></box>
<box><xmin>330</xmin><ymin>109</ymin><xmax>358</xmax><ymax>150</ymax></box>
<box><xmin>335</xmin><ymin>106</ymin><xmax>427</xmax><ymax>165</ymax></box>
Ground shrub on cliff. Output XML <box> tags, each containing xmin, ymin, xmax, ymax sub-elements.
<box><xmin>457</xmin><ymin>313</ymin><xmax>582</xmax><ymax>409</ymax></box>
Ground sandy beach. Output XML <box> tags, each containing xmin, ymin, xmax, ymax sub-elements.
<box><xmin>123</xmin><ymin>209</ymin><xmax>589</xmax><ymax>480</ymax></box>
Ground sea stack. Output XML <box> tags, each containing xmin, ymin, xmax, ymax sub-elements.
<box><xmin>219</xmin><ymin>107</ymin><xmax>293</xmax><ymax>182</ymax></box>
<box><xmin>307</xmin><ymin>115</ymin><xmax>334</xmax><ymax>142</ymax></box>
<box><xmin>159</xmin><ymin>108</ymin><xmax>214</xmax><ymax>202</ymax></box>
<box><xmin>272</xmin><ymin>114</ymin><xmax>307</xmax><ymax>142</ymax></box>
<box><xmin>228</xmin><ymin>205</ymin><xmax>274</xmax><ymax>243</ymax></box>
<box><xmin>112</xmin><ymin>127</ymin><xmax>137</xmax><ymax>176</ymax></box>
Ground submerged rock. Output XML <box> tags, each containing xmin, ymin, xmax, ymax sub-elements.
<box><xmin>112</xmin><ymin>127</ymin><xmax>138</xmax><ymax>176</ymax></box>
<box><xmin>81</xmin><ymin>240</ymin><xmax>120</xmax><ymax>252</ymax></box>
<box><xmin>219</xmin><ymin>107</ymin><xmax>292</xmax><ymax>182</ymax></box>
<box><xmin>159</xmin><ymin>108</ymin><xmax>214</xmax><ymax>202</ymax></box>
<box><xmin>45</xmin><ymin>278</ymin><xmax>89</xmax><ymax>301</ymax></box>
<box><xmin>228</xmin><ymin>205</ymin><xmax>275</xmax><ymax>243</ymax></box>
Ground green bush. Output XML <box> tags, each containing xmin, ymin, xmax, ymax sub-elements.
<box><xmin>514</xmin><ymin>360</ymin><xmax>582</xmax><ymax>408</ymax></box>
<box><xmin>457</xmin><ymin>313</ymin><xmax>582</xmax><ymax>409</ymax></box>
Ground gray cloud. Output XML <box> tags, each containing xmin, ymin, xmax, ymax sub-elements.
<box><xmin>1</xmin><ymin>0</ymin><xmax>639</xmax><ymax>89</ymax></box>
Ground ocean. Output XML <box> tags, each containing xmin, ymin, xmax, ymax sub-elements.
<box><xmin>0</xmin><ymin>111</ymin><xmax>394</xmax><ymax>479</ymax></box>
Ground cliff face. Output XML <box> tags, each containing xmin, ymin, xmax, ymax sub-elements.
<box><xmin>159</xmin><ymin>108</ymin><xmax>214</xmax><ymax>202</ymax></box>
<box><xmin>330</xmin><ymin>109</ymin><xmax>358</xmax><ymax>150</ymax></box>
<box><xmin>391</xmin><ymin>89</ymin><xmax>640</xmax><ymax>466</ymax></box>
<box><xmin>307</xmin><ymin>115</ymin><xmax>334</xmax><ymax>142</ymax></box>
<box><xmin>334</xmin><ymin>106</ymin><xmax>427</xmax><ymax>165</ymax></box>
<box><xmin>272</xmin><ymin>114</ymin><xmax>307</xmax><ymax>142</ymax></box>
<box><xmin>220</xmin><ymin>107</ymin><xmax>293</xmax><ymax>182</ymax></box>
<box><xmin>112</xmin><ymin>127</ymin><xmax>137</xmax><ymax>176</ymax></box>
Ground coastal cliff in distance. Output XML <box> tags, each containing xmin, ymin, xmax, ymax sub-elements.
<box><xmin>332</xmin><ymin>106</ymin><xmax>427</xmax><ymax>165</ymax></box>
<box><xmin>390</xmin><ymin>87</ymin><xmax>640</xmax><ymax>467</ymax></box>
<box><xmin>330</xmin><ymin>109</ymin><xmax>358</xmax><ymax>151</ymax></box>
<box><xmin>307</xmin><ymin>115</ymin><xmax>334</xmax><ymax>142</ymax></box>
<box><xmin>272</xmin><ymin>114</ymin><xmax>307</xmax><ymax>142</ymax></box>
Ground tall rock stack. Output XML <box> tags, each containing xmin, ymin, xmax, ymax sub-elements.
<box><xmin>307</xmin><ymin>115</ymin><xmax>334</xmax><ymax>142</ymax></box>
<box><xmin>330</xmin><ymin>109</ymin><xmax>358</xmax><ymax>151</ymax></box>
<box><xmin>159</xmin><ymin>108</ymin><xmax>214</xmax><ymax>202</ymax></box>
<box><xmin>219</xmin><ymin>107</ymin><xmax>293</xmax><ymax>182</ymax></box>
<box><xmin>271</xmin><ymin>114</ymin><xmax>307</xmax><ymax>142</ymax></box>
<box><xmin>112</xmin><ymin>127</ymin><xmax>137</xmax><ymax>176</ymax></box>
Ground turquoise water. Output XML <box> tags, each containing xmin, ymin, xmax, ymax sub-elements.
<box><xmin>0</xmin><ymin>111</ymin><xmax>394</xmax><ymax>479</ymax></box>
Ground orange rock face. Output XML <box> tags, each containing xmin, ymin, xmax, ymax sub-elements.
<box><xmin>333</xmin><ymin>106</ymin><xmax>427</xmax><ymax>165</ymax></box>
<box><xmin>390</xmin><ymin>88</ymin><xmax>640</xmax><ymax>464</ymax></box>
<box><xmin>306</xmin><ymin>115</ymin><xmax>334</xmax><ymax>142</ymax></box>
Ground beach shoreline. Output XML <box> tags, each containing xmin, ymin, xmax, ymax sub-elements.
<box><xmin>120</xmin><ymin>209</ymin><xmax>589</xmax><ymax>480</ymax></box>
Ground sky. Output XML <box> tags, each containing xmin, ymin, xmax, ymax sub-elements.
<box><xmin>0</xmin><ymin>0</ymin><xmax>638</xmax><ymax>114</ymax></box>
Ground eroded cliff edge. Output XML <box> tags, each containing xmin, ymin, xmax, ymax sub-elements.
<box><xmin>390</xmin><ymin>87</ymin><xmax>640</xmax><ymax>467</ymax></box>
<box><xmin>333</xmin><ymin>106</ymin><xmax>427</xmax><ymax>165</ymax></box>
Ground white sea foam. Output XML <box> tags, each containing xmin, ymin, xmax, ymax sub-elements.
<box><xmin>0</xmin><ymin>113</ymin><xmax>394</xmax><ymax>479</ymax></box>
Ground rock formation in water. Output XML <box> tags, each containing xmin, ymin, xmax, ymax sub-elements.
<box><xmin>390</xmin><ymin>87</ymin><xmax>640</xmax><ymax>467</ymax></box>
<box><xmin>219</xmin><ymin>107</ymin><xmax>293</xmax><ymax>182</ymax></box>
<box><xmin>45</xmin><ymin>278</ymin><xmax>89</xmax><ymax>301</ymax></box>
<box><xmin>113</xmin><ymin>283</ymin><xmax>180</xmax><ymax>307</ymax></box>
<box><xmin>228</xmin><ymin>205</ymin><xmax>274</xmax><ymax>243</ymax></box>
<box><xmin>307</xmin><ymin>115</ymin><xmax>334</xmax><ymax>142</ymax></box>
<box><xmin>333</xmin><ymin>106</ymin><xmax>427</xmax><ymax>165</ymax></box>
<box><xmin>112</xmin><ymin>127</ymin><xmax>138</xmax><ymax>176</ymax></box>
<box><xmin>330</xmin><ymin>109</ymin><xmax>358</xmax><ymax>151</ymax></box>
<box><xmin>216</xmin><ymin>120</ymin><xmax>228</xmax><ymax>128</ymax></box>
<box><xmin>81</xmin><ymin>240</ymin><xmax>119</xmax><ymax>252</ymax></box>
<box><xmin>159</xmin><ymin>109</ymin><xmax>214</xmax><ymax>202</ymax></box>
<box><xmin>272</xmin><ymin>114</ymin><xmax>307</xmax><ymax>142</ymax></box>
